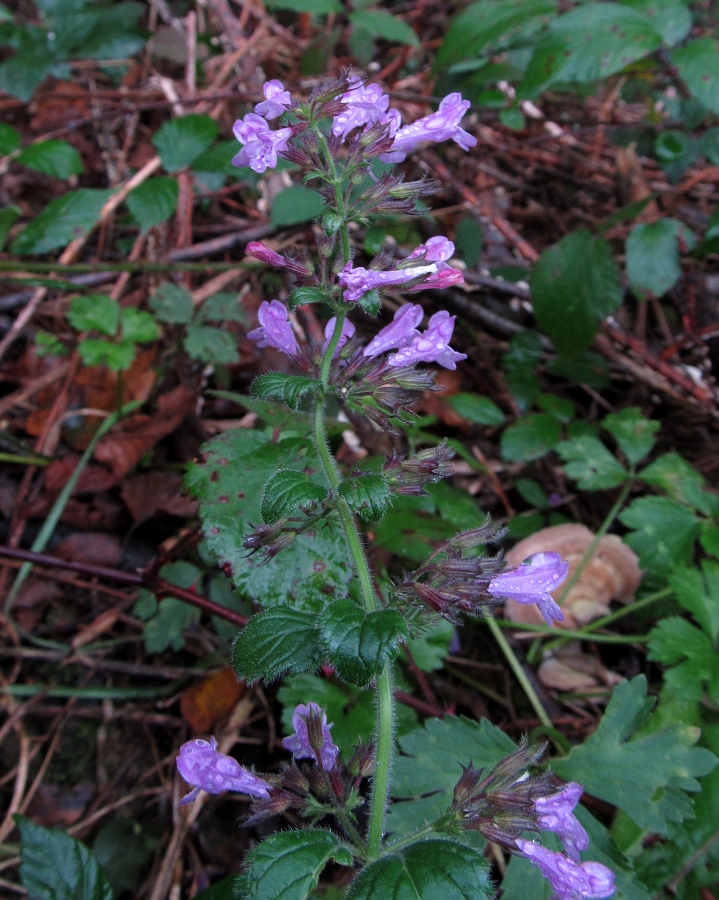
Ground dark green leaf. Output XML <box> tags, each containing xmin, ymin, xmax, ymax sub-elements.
<box><xmin>648</xmin><ymin>617</ymin><xmax>719</xmax><ymax>702</ymax></box>
<box><xmin>126</xmin><ymin>176</ymin><xmax>179</xmax><ymax>232</ymax></box>
<box><xmin>233</xmin><ymin>606</ymin><xmax>322</xmax><ymax>682</ymax></box>
<box><xmin>669</xmin><ymin>560</ymin><xmax>719</xmax><ymax>645</ymax></box>
<box><xmin>503</xmin><ymin>331</ymin><xmax>542</xmax><ymax>410</ymax></box>
<box><xmin>535</xmin><ymin>392</ymin><xmax>575</xmax><ymax>423</ymax></box>
<box><xmin>183</xmin><ymin>325</ymin><xmax>239</xmax><ymax>365</ymax></box>
<box><xmin>501</xmin><ymin>413</ymin><xmax>562</xmax><ymax>462</ymax></box>
<box><xmin>91</xmin><ymin>817</ymin><xmax>158</xmax><ymax>898</ymax></box>
<box><xmin>553</xmin><ymin>676</ymin><xmax>717</xmax><ymax>833</ymax></box>
<box><xmin>348</xmin><ymin>838</ymin><xmax>492</xmax><ymax>900</ymax></box>
<box><xmin>0</xmin><ymin>39</ymin><xmax>56</xmax><ymax>103</ymax></box>
<box><xmin>149</xmin><ymin>282</ymin><xmax>194</xmax><ymax>324</ymax></box>
<box><xmin>620</xmin><ymin>0</ymin><xmax>690</xmax><ymax>45</ymax></box>
<box><xmin>602</xmin><ymin>407</ymin><xmax>659</xmax><ymax>465</ymax></box>
<box><xmin>0</xmin><ymin>123</ymin><xmax>20</xmax><ymax>154</ymax></box>
<box><xmin>654</xmin><ymin>130</ymin><xmax>688</xmax><ymax>163</ymax></box>
<box><xmin>78</xmin><ymin>339</ymin><xmax>135</xmax><ymax>372</ymax></box>
<box><xmin>640</xmin><ymin>452</ymin><xmax>715</xmax><ymax>514</ymax></box>
<box><xmin>448</xmin><ymin>393</ymin><xmax>505</xmax><ymax>426</ymax></box>
<box><xmin>557</xmin><ymin>435</ymin><xmax>628</xmax><ymax>490</ymax></box>
<box><xmin>68</xmin><ymin>294</ymin><xmax>119</xmax><ymax>336</ymax></box>
<box><xmin>619</xmin><ymin>496</ymin><xmax>701</xmax><ymax>576</ymax></box>
<box><xmin>261</xmin><ymin>469</ymin><xmax>328</xmax><ymax>523</ymax></box>
<box><xmin>288</xmin><ymin>285</ymin><xmax>329</xmax><ymax>309</ymax></box>
<box><xmin>236</xmin><ymin>830</ymin><xmax>353</xmax><ymax>900</ymax></box>
<box><xmin>191</xmin><ymin>140</ymin><xmax>240</xmax><ymax>174</ymax></box>
<box><xmin>152</xmin><ymin>115</ymin><xmax>219</xmax><ymax>172</ymax></box>
<box><xmin>271</xmin><ymin>185</ymin><xmax>326</xmax><ymax>226</ymax></box>
<box><xmin>265</xmin><ymin>0</ymin><xmax>341</xmax><ymax>11</ymax></box>
<box><xmin>672</xmin><ymin>39</ymin><xmax>719</xmax><ymax>116</ymax></box>
<box><xmin>349</xmin><ymin>10</ymin><xmax>419</xmax><ymax>46</ymax></box>
<box><xmin>199</xmin><ymin>292</ymin><xmax>245</xmax><ymax>323</ymax></box>
<box><xmin>120</xmin><ymin>308</ymin><xmax>159</xmax><ymax>344</ymax></box>
<box><xmin>0</xmin><ymin>205</ymin><xmax>20</xmax><ymax>252</ymax></box>
<box><xmin>626</xmin><ymin>218</ymin><xmax>684</xmax><ymax>298</ymax></box>
<box><xmin>320</xmin><ymin>600</ymin><xmax>407</xmax><ymax>686</ymax></box>
<box><xmin>530</xmin><ymin>229</ymin><xmax>623</xmax><ymax>354</ymax></box>
<box><xmin>515</xmin><ymin>478</ymin><xmax>549</xmax><ymax>509</ymax></box>
<box><xmin>454</xmin><ymin>215</ymin><xmax>483</xmax><ymax>268</ymax></box>
<box><xmin>11</xmin><ymin>188</ymin><xmax>113</xmax><ymax>255</ymax></box>
<box><xmin>16</xmin><ymin>139</ymin><xmax>83</xmax><ymax>178</ymax></box>
<box><xmin>701</xmin><ymin>128</ymin><xmax>719</xmax><ymax>166</ymax></box>
<box><xmin>358</xmin><ymin>289</ymin><xmax>381</xmax><ymax>317</ymax></box>
<box><xmin>17</xmin><ymin>815</ymin><xmax>114</xmax><ymax>900</ymax></box>
<box><xmin>252</xmin><ymin>372</ymin><xmax>322</xmax><ymax>409</ymax></box>
<box><xmin>338</xmin><ymin>473</ymin><xmax>391</xmax><ymax>523</ymax></box>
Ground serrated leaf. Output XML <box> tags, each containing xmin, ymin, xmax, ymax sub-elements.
<box><xmin>17</xmin><ymin>815</ymin><xmax>114</xmax><ymax>900</ymax></box>
<box><xmin>149</xmin><ymin>282</ymin><xmax>194</xmax><ymax>324</ymax></box>
<box><xmin>191</xmin><ymin>140</ymin><xmax>240</xmax><ymax>174</ymax></box>
<box><xmin>339</xmin><ymin>473</ymin><xmax>390</xmax><ymax>523</ymax></box>
<box><xmin>501</xmin><ymin>413</ymin><xmax>562</xmax><ymax>462</ymax></box>
<box><xmin>553</xmin><ymin>676</ymin><xmax>718</xmax><ymax>833</ymax></box>
<box><xmin>78</xmin><ymin>338</ymin><xmax>135</xmax><ymax>371</ymax></box>
<box><xmin>648</xmin><ymin>617</ymin><xmax>719</xmax><ymax>702</ymax></box>
<box><xmin>198</xmin><ymin>292</ymin><xmax>245</xmax><ymax>323</ymax></box>
<box><xmin>0</xmin><ymin>123</ymin><xmax>20</xmax><ymax>154</ymax></box>
<box><xmin>672</xmin><ymin>39</ymin><xmax>719</xmax><ymax>116</ymax></box>
<box><xmin>620</xmin><ymin>0</ymin><xmax>690</xmax><ymax>45</ymax></box>
<box><xmin>11</xmin><ymin>188</ymin><xmax>113</xmax><ymax>255</ymax></box>
<box><xmin>271</xmin><ymin>185</ymin><xmax>326</xmax><ymax>226</ymax></box>
<box><xmin>184</xmin><ymin>325</ymin><xmax>239</xmax><ymax>365</ymax></box>
<box><xmin>639</xmin><ymin>452</ymin><xmax>714</xmax><ymax>514</ymax></box>
<box><xmin>529</xmin><ymin>229</ymin><xmax>623</xmax><ymax>354</ymax></box>
<box><xmin>557</xmin><ymin>435</ymin><xmax>628</xmax><ymax>490</ymax></box>
<box><xmin>17</xmin><ymin>139</ymin><xmax>83</xmax><ymax>178</ymax></box>
<box><xmin>236</xmin><ymin>829</ymin><xmax>353</xmax><ymax>900</ymax></box>
<box><xmin>288</xmin><ymin>285</ymin><xmax>329</xmax><ymax>309</ymax></box>
<box><xmin>126</xmin><ymin>175</ymin><xmax>179</xmax><ymax>232</ymax></box>
<box><xmin>68</xmin><ymin>294</ymin><xmax>119</xmax><ymax>336</ymax></box>
<box><xmin>602</xmin><ymin>407</ymin><xmax>659</xmax><ymax>465</ymax></box>
<box><xmin>261</xmin><ymin>469</ymin><xmax>328</xmax><ymax>523</ymax></box>
<box><xmin>357</xmin><ymin>288</ymin><xmax>381</xmax><ymax>316</ymax></box>
<box><xmin>347</xmin><ymin>838</ymin><xmax>492</xmax><ymax>900</ymax></box>
<box><xmin>120</xmin><ymin>308</ymin><xmax>159</xmax><ymax>344</ymax></box>
<box><xmin>185</xmin><ymin>430</ymin><xmax>352</xmax><ymax>611</ymax></box>
<box><xmin>320</xmin><ymin>600</ymin><xmax>406</xmax><ymax>686</ymax></box>
<box><xmin>233</xmin><ymin>606</ymin><xmax>322</xmax><ymax>682</ymax></box>
<box><xmin>669</xmin><ymin>560</ymin><xmax>719</xmax><ymax>645</ymax></box>
<box><xmin>626</xmin><ymin>218</ymin><xmax>684</xmax><ymax>298</ymax></box>
<box><xmin>349</xmin><ymin>10</ymin><xmax>419</xmax><ymax>46</ymax></box>
<box><xmin>152</xmin><ymin>114</ymin><xmax>219</xmax><ymax>172</ymax></box>
<box><xmin>252</xmin><ymin>372</ymin><xmax>322</xmax><ymax>409</ymax></box>
<box><xmin>139</xmin><ymin>561</ymin><xmax>202</xmax><ymax>653</ymax></box>
<box><xmin>619</xmin><ymin>496</ymin><xmax>701</xmax><ymax>576</ymax></box>
<box><xmin>0</xmin><ymin>39</ymin><xmax>56</xmax><ymax>103</ymax></box>
<box><xmin>448</xmin><ymin>393</ymin><xmax>505</xmax><ymax>426</ymax></box>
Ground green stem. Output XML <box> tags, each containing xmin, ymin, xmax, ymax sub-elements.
<box><xmin>496</xmin><ymin>618</ymin><xmax>651</xmax><ymax>645</ymax></box>
<box><xmin>383</xmin><ymin>812</ymin><xmax>457</xmax><ymax>854</ymax></box>
<box><xmin>316</xmin><ymin>131</ymin><xmax>351</xmax><ymax>263</ymax></box>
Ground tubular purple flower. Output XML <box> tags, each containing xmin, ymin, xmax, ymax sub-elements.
<box><xmin>407</xmin><ymin>236</ymin><xmax>456</xmax><ymax>264</ymax></box>
<box><xmin>245</xmin><ymin>241</ymin><xmax>312</xmax><ymax>277</ymax></box>
<box><xmin>282</xmin><ymin>702</ymin><xmax>339</xmax><ymax>771</ymax></box>
<box><xmin>380</xmin><ymin>93</ymin><xmax>477</xmax><ymax>163</ymax></box>
<box><xmin>363</xmin><ymin>304</ymin><xmax>424</xmax><ymax>359</ymax></box>
<box><xmin>388</xmin><ymin>311</ymin><xmax>467</xmax><ymax>370</ymax></box>
<box><xmin>339</xmin><ymin>261</ymin><xmax>435</xmax><ymax>304</ymax></box>
<box><xmin>332</xmin><ymin>78</ymin><xmax>401</xmax><ymax>141</ymax></box>
<box><xmin>177</xmin><ymin>737</ymin><xmax>271</xmax><ymax>805</ymax></box>
<box><xmin>488</xmin><ymin>551</ymin><xmax>569</xmax><ymax>626</ymax></box>
<box><xmin>255</xmin><ymin>79</ymin><xmax>292</xmax><ymax>119</ymax></box>
<box><xmin>324</xmin><ymin>317</ymin><xmax>356</xmax><ymax>357</ymax></box>
<box><xmin>232</xmin><ymin>113</ymin><xmax>293</xmax><ymax>173</ymax></box>
<box><xmin>404</xmin><ymin>237</ymin><xmax>465</xmax><ymax>292</ymax></box>
<box><xmin>247</xmin><ymin>300</ymin><xmax>299</xmax><ymax>356</ymax></box>
<box><xmin>516</xmin><ymin>841</ymin><xmax>616</xmax><ymax>900</ymax></box>
<box><xmin>535</xmin><ymin>783</ymin><xmax>589</xmax><ymax>862</ymax></box>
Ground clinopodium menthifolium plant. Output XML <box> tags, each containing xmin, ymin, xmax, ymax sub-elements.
<box><xmin>180</xmin><ymin>74</ymin><xmax>617</xmax><ymax>900</ymax></box>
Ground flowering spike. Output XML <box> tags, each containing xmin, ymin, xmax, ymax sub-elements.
<box><xmin>177</xmin><ymin>737</ymin><xmax>271</xmax><ymax>804</ymax></box>
<box><xmin>380</xmin><ymin>93</ymin><xmax>477</xmax><ymax>163</ymax></box>
<box><xmin>339</xmin><ymin>261</ymin><xmax>435</xmax><ymax>304</ymax></box>
<box><xmin>255</xmin><ymin>80</ymin><xmax>292</xmax><ymax>119</ymax></box>
<box><xmin>488</xmin><ymin>551</ymin><xmax>569</xmax><ymax>626</ymax></box>
<box><xmin>388</xmin><ymin>311</ymin><xmax>467</xmax><ymax>370</ymax></box>
<box><xmin>247</xmin><ymin>300</ymin><xmax>299</xmax><ymax>357</ymax></box>
<box><xmin>332</xmin><ymin>78</ymin><xmax>400</xmax><ymax>142</ymax></box>
<box><xmin>282</xmin><ymin>702</ymin><xmax>340</xmax><ymax>771</ymax></box>
<box><xmin>517</xmin><ymin>841</ymin><xmax>616</xmax><ymax>900</ymax></box>
<box><xmin>233</xmin><ymin>114</ymin><xmax>293</xmax><ymax>173</ymax></box>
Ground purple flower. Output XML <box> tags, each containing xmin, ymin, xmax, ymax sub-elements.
<box><xmin>488</xmin><ymin>551</ymin><xmax>569</xmax><ymax>626</ymax></box>
<box><xmin>339</xmin><ymin>261</ymin><xmax>435</xmax><ymax>304</ymax></box>
<box><xmin>517</xmin><ymin>841</ymin><xmax>615</xmax><ymax>900</ymax></box>
<box><xmin>405</xmin><ymin>236</ymin><xmax>465</xmax><ymax>292</ymax></box>
<box><xmin>363</xmin><ymin>304</ymin><xmax>424</xmax><ymax>359</ymax></box>
<box><xmin>388</xmin><ymin>311</ymin><xmax>467</xmax><ymax>370</ymax></box>
<box><xmin>232</xmin><ymin>113</ymin><xmax>293</xmax><ymax>173</ymax></box>
<box><xmin>177</xmin><ymin>737</ymin><xmax>271</xmax><ymax>805</ymax></box>
<box><xmin>535</xmin><ymin>783</ymin><xmax>589</xmax><ymax>862</ymax></box>
<box><xmin>247</xmin><ymin>299</ymin><xmax>299</xmax><ymax>356</ymax></box>
<box><xmin>246</xmin><ymin>241</ymin><xmax>311</xmax><ymax>277</ymax></box>
<box><xmin>380</xmin><ymin>93</ymin><xmax>477</xmax><ymax>163</ymax></box>
<box><xmin>282</xmin><ymin>702</ymin><xmax>339</xmax><ymax>771</ymax></box>
<box><xmin>323</xmin><ymin>317</ymin><xmax>356</xmax><ymax>357</ymax></box>
<box><xmin>255</xmin><ymin>80</ymin><xmax>292</xmax><ymax>119</ymax></box>
<box><xmin>332</xmin><ymin>78</ymin><xmax>401</xmax><ymax>141</ymax></box>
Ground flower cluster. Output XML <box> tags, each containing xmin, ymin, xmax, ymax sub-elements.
<box><xmin>488</xmin><ymin>551</ymin><xmax>569</xmax><ymax>625</ymax></box>
<box><xmin>176</xmin><ymin>737</ymin><xmax>271</xmax><ymax>805</ymax></box>
<box><xmin>281</xmin><ymin>702</ymin><xmax>340</xmax><ymax>771</ymax></box>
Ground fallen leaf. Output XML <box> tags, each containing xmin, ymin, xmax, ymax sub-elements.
<box><xmin>53</xmin><ymin>531</ymin><xmax>122</xmax><ymax>567</ymax></box>
<box><xmin>180</xmin><ymin>666</ymin><xmax>246</xmax><ymax>734</ymax></box>
<box><xmin>72</xmin><ymin>608</ymin><xmax>121</xmax><ymax>649</ymax></box>
<box><xmin>121</xmin><ymin>471</ymin><xmax>197</xmax><ymax>524</ymax></box>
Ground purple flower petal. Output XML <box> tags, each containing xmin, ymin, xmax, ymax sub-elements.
<box><xmin>363</xmin><ymin>304</ymin><xmax>424</xmax><ymax>359</ymax></box>
<box><xmin>380</xmin><ymin>93</ymin><xmax>477</xmax><ymax>163</ymax></box>
<box><xmin>339</xmin><ymin>261</ymin><xmax>435</xmax><ymax>304</ymax></box>
<box><xmin>255</xmin><ymin>80</ymin><xmax>292</xmax><ymax>119</ymax></box>
<box><xmin>282</xmin><ymin>702</ymin><xmax>339</xmax><ymax>771</ymax></box>
<box><xmin>247</xmin><ymin>299</ymin><xmax>299</xmax><ymax>357</ymax></box>
<box><xmin>488</xmin><ymin>551</ymin><xmax>569</xmax><ymax>626</ymax></box>
<box><xmin>517</xmin><ymin>841</ymin><xmax>615</xmax><ymax>899</ymax></box>
<box><xmin>535</xmin><ymin>783</ymin><xmax>589</xmax><ymax>862</ymax></box>
<box><xmin>177</xmin><ymin>737</ymin><xmax>271</xmax><ymax>804</ymax></box>
<box><xmin>323</xmin><ymin>317</ymin><xmax>356</xmax><ymax>357</ymax></box>
<box><xmin>332</xmin><ymin>78</ymin><xmax>400</xmax><ymax>141</ymax></box>
<box><xmin>232</xmin><ymin>113</ymin><xmax>292</xmax><ymax>173</ymax></box>
<box><xmin>388</xmin><ymin>310</ymin><xmax>467</xmax><ymax>370</ymax></box>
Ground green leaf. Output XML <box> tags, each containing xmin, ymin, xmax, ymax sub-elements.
<box><xmin>138</xmin><ymin>561</ymin><xmax>202</xmax><ymax>652</ymax></box>
<box><xmin>620</xmin><ymin>0</ymin><xmax>690</xmax><ymax>45</ymax></box>
<box><xmin>338</xmin><ymin>473</ymin><xmax>391</xmax><ymax>523</ymax></box>
<box><xmin>68</xmin><ymin>294</ymin><xmax>120</xmax><ymax>336</ymax></box>
<box><xmin>348</xmin><ymin>838</ymin><xmax>492</xmax><ymax>900</ymax></box>
<box><xmin>198</xmin><ymin>292</ymin><xmax>245</xmax><ymax>323</ymax></box>
<box><xmin>358</xmin><ymin>288</ymin><xmax>381</xmax><ymax>317</ymax></box>
<box><xmin>183</xmin><ymin>325</ymin><xmax>239</xmax><ymax>365</ymax></box>
<box><xmin>435</xmin><ymin>0</ymin><xmax>556</xmax><ymax>71</ymax></box>
<box><xmin>602</xmin><ymin>407</ymin><xmax>659</xmax><ymax>465</ymax></box>
<box><xmin>11</xmin><ymin>188</ymin><xmax>113</xmax><ymax>255</ymax></box>
<box><xmin>529</xmin><ymin>229</ymin><xmax>623</xmax><ymax>354</ymax></box>
<box><xmin>271</xmin><ymin>185</ymin><xmax>326</xmax><ymax>227</ymax></box>
<box><xmin>453</xmin><ymin>215</ymin><xmax>483</xmax><ymax>268</ymax></box>
<box><xmin>252</xmin><ymin>372</ymin><xmax>322</xmax><ymax>410</ymax></box>
<box><xmin>519</xmin><ymin>3</ymin><xmax>662</xmax><ymax>96</ymax></box>
<box><xmin>501</xmin><ymin>413</ymin><xmax>562</xmax><ymax>462</ymax></box>
<box><xmin>626</xmin><ymin>218</ymin><xmax>684</xmax><ymax>298</ymax></box>
<box><xmin>503</xmin><ymin>331</ymin><xmax>542</xmax><ymax>410</ymax></box>
<box><xmin>319</xmin><ymin>600</ymin><xmax>407</xmax><ymax>686</ymax></box>
<box><xmin>288</xmin><ymin>285</ymin><xmax>329</xmax><ymax>309</ymax></box>
<box><xmin>233</xmin><ymin>606</ymin><xmax>323</xmax><ymax>682</ymax></box>
<box><xmin>553</xmin><ymin>676</ymin><xmax>717</xmax><ymax>833</ymax></box>
<box><xmin>191</xmin><ymin>140</ymin><xmax>240</xmax><ymax>174</ymax></box>
<box><xmin>0</xmin><ymin>205</ymin><xmax>20</xmax><ymax>251</ymax></box>
<box><xmin>152</xmin><ymin>114</ymin><xmax>219</xmax><ymax>172</ymax></box>
<box><xmin>126</xmin><ymin>175</ymin><xmax>179</xmax><ymax>232</ymax></box>
<box><xmin>91</xmin><ymin>817</ymin><xmax>158</xmax><ymax>898</ymax></box>
<box><xmin>16</xmin><ymin>139</ymin><xmax>83</xmax><ymax>178</ymax></box>
<box><xmin>406</xmin><ymin>619</ymin><xmax>456</xmax><ymax>672</ymax></box>
<box><xmin>149</xmin><ymin>282</ymin><xmax>194</xmax><ymax>324</ymax></box>
<box><xmin>557</xmin><ymin>435</ymin><xmax>628</xmax><ymax>490</ymax></box>
<box><xmin>640</xmin><ymin>452</ymin><xmax>714</xmax><ymax>514</ymax></box>
<box><xmin>237</xmin><ymin>830</ymin><xmax>353</xmax><ymax>900</ymax></box>
<box><xmin>0</xmin><ymin>123</ymin><xmax>20</xmax><ymax>154</ymax></box>
<box><xmin>120</xmin><ymin>307</ymin><xmax>159</xmax><ymax>344</ymax></box>
<box><xmin>261</xmin><ymin>469</ymin><xmax>328</xmax><ymax>523</ymax></box>
<box><xmin>448</xmin><ymin>393</ymin><xmax>505</xmax><ymax>426</ymax></box>
<box><xmin>78</xmin><ymin>338</ymin><xmax>135</xmax><ymax>372</ymax></box>
<box><xmin>669</xmin><ymin>560</ymin><xmax>719</xmax><ymax>645</ymax></box>
<box><xmin>515</xmin><ymin>478</ymin><xmax>549</xmax><ymax>509</ymax></box>
<box><xmin>265</xmin><ymin>0</ymin><xmax>341</xmax><ymax>11</ymax></box>
<box><xmin>535</xmin><ymin>392</ymin><xmax>575</xmax><ymax>423</ymax></box>
<box><xmin>185</xmin><ymin>430</ymin><xmax>353</xmax><ymax>611</ymax></box>
<box><xmin>701</xmin><ymin>128</ymin><xmax>719</xmax><ymax>166</ymax></box>
<box><xmin>0</xmin><ymin>38</ymin><xmax>56</xmax><ymax>103</ymax></box>
<box><xmin>349</xmin><ymin>10</ymin><xmax>419</xmax><ymax>46</ymax></box>
<box><xmin>619</xmin><ymin>496</ymin><xmax>701</xmax><ymax>576</ymax></box>
<box><xmin>17</xmin><ymin>815</ymin><xmax>114</xmax><ymax>900</ymax></box>
<box><xmin>648</xmin><ymin>617</ymin><xmax>719</xmax><ymax>702</ymax></box>
<box><xmin>672</xmin><ymin>39</ymin><xmax>719</xmax><ymax>116</ymax></box>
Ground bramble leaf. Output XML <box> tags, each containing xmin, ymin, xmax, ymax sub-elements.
<box><xmin>11</xmin><ymin>188</ymin><xmax>113</xmax><ymax>255</ymax></box>
<box><xmin>17</xmin><ymin>139</ymin><xmax>83</xmax><ymax>178</ymax></box>
<box><xmin>233</xmin><ymin>606</ymin><xmax>323</xmax><ymax>682</ymax></box>
<box><xmin>672</xmin><ymin>39</ymin><xmax>719</xmax><ymax>116</ymax></box>
<box><xmin>349</xmin><ymin>10</ymin><xmax>419</xmax><ymax>46</ymax></box>
<box><xmin>271</xmin><ymin>185</ymin><xmax>325</xmax><ymax>226</ymax></box>
<box><xmin>183</xmin><ymin>325</ymin><xmax>239</xmax><ymax>365</ymax></box>
<box><xmin>448</xmin><ymin>393</ymin><xmax>505</xmax><ymax>426</ymax></box>
<box><xmin>152</xmin><ymin>115</ymin><xmax>219</xmax><ymax>172</ymax></box>
<box><xmin>626</xmin><ymin>219</ymin><xmax>684</xmax><ymax>299</ymax></box>
<box><xmin>127</xmin><ymin>176</ymin><xmax>179</xmax><ymax>232</ymax></box>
